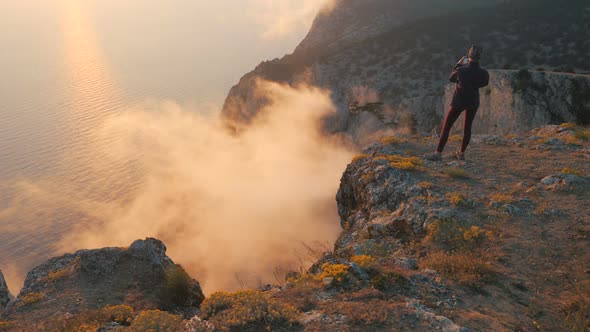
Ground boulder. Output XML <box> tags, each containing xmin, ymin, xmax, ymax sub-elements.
<box><xmin>10</xmin><ymin>238</ymin><xmax>204</xmax><ymax>320</ymax></box>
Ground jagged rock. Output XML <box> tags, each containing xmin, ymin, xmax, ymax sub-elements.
<box><xmin>129</xmin><ymin>238</ymin><xmax>173</xmax><ymax>267</ymax></box>
<box><xmin>0</xmin><ymin>270</ymin><xmax>12</xmax><ymax>308</ymax></box>
<box><xmin>407</xmin><ymin>301</ymin><xmax>470</xmax><ymax>332</ymax></box>
<box><xmin>335</xmin><ymin>144</ymin><xmax>452</xmax><ymax>253</ymax></box>
<box><xmin>9</xmin><ymin>238</ymin><xmax>204</xmax><ymax>321</ymax></box>
<box><xmin>540</xmin><ymin>173</ymin><xmax>590</xmax><ymax>191</ymax></box>
<box><xmin>392</xmin><ymin>257</ymin><xmax>419</xmax><ymax>271</ymax></box>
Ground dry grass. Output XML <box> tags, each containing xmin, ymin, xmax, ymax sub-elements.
<box><xmin>560</xmin><ymin>122</ymin><xmax>577</xmax><ymax>129</ymax></box>
<box><xmin>562</xmin><ymin>168</ymin><xmax>583</xmax><ymax>176</ymax></box>
<box><xmin>418</xmin><ymin>181</ymin><xmax>433</xmax><ymax>189</ymax></box>
<box><xmin>352</xmin><ymin>154</ymin><xmax>371</xmax><ymax>163</ymax></box>
<box><xmin>321</xmin><ymin>300</ymin><xmax>394</xmax><ymax>326</ymax></box>
<box><xmin>0</xmin><ymin>322</ymin><xmax>14</xmax><ymax>331</ymax></box>
<box><xmin>449</xmin><ymin>135</ymin><xmax>462</xmax><ymax>142</ymax></box>
<box><xmin>445</xmin><ymin>168</ymin><xmax>470</xmax><ymax>179</ymax></box>
<box><xmin>380</xmin><ymin>136</ymin><xmax>407</xmax><ymax>145</ymax></box>
<box><xmin>422</xmin><ymin>252</ymin><xmax>495</xmax><ymax>285</ymax></box>
<box><xmin>103</xmin><ymin>304</ymin><xmax>135</xmax><ymax>325</ymax></box>
<box><xmin>573</xmin><ymin>130</ymin><xmax>590</xmax><ymax>141</ymax></box>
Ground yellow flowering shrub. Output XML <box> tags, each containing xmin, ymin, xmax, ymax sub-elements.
<box><xmin>489</xmin><ymin>193</ymin><xmax>513</xmax><ymax>204</ymax></box>
<box><xmin>418</xmin><ymin>181</ymin><xmax>433</xmax><ymax>189</ymax></box>
<box><xmin>560</xmin><ymin>122</ymin><xmax>577</xmax><ymax>129</ymax></box>
<box><xmin>102</xmin><ymin>304</ymin><xmax>135</xmax><ymax>325</ymax></box>
<box><xmin>129</xmin><ymin>310</ymin><xmax>183</xmax><ymax>332</ymax></box>
<box><xmin>20</xmin><ymin>292</ymin><xmax>45</xmax><ymax>306</ymax></box>
<box><xmin>315</xmin><ymin>263</ymin><xmax>350</xmax><ymax>282</ymax></box>
<box><xmin>380</xmin><ymin>136</ymin><xmax>407</xmax><ymax>145</ymax></box>
<box><xmin>350</xmin><ymin>255</ymin><xmax>377</xmax><ymax>269</ymax></box>
<box><xmin>375</xmin><ymin>155</ymin><xmax>425</xmax><ymax>171</ymax></box>
<box><xmin>446</xmin><ymin>192</ymin><xmax>465</xmax><ymax>206</ymax></box>
<box><xmin>201</xmin><ymin>290</ymin><xmax>300</xmax><ymax>331</ymax></box>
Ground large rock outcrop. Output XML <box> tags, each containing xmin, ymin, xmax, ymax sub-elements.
<box><xmin>5</xmin><ymin>238</ymin><xmax>204</xmax><ymax>321</ymax></box>
<box><xmin>0</xmin><ymin>270</ymin><xmax>11</xmax><ymax>308</ymax></box>
<box><xmin>222</xmin><ymin>0</ymin><xmax>590</xmax><ymax>141</ymax></box>
<box><xmin>442</xmin><ymin>70</ymin><xmax>590</xmax><ymax>135</ymax></box>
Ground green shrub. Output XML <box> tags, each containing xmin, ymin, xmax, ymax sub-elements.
<box><xmin>163</xmin><ymin>264</ymin><xmax>192</xmax><ymax>307</ymax></box>
<box><xmin>515</xmin><ymin>69</ymin><xmax>532</xmax><ymax>92</ymax></box>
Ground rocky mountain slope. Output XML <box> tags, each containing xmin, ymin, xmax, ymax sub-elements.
<box><xmin>442</xmin><ymin>70</ymin><xmax>590</xmax><ymax>135</ymax></box>
<box><xmin>0</xmin><ymin>272</ymin><xmax>10</xmax><ymax>309</ymax></box>
<box><xmin>1</xmin><ymin>125</ymin><xmax>588</xmax><ymax>331</ymax></box>
<box><xmin>222</xmin><ymin>0</ymin><xmax>590</xmax><ymax>141</ymax></box>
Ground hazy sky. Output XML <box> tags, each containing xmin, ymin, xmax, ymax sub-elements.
<box><xmin>0</xmin><ymin>0</ymin><xmax>332</xmax><ymax>106</ymax></box>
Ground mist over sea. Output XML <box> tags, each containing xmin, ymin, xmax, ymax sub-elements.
<box><xmin>0</xmin><ymin>0</ymin><xmax>309</xmax><ymax>290</ymax></box>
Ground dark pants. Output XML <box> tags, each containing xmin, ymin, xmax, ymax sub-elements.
<box><xmin>436</xmin><ymin>107</ymin><xmax>477</xmax><ymax>153</ymax></box>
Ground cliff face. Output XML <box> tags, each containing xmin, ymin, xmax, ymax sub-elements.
<box><xmin>0</xmin><ymin>270</ymin><xmax>11</xmax><ymax>308</ymax></box>
<box><xmin>442</xmin><ymin>70</ymin><xmax>590</xmax><ymax>135</ymax></box>
<box><xmin>322</xmin><ymin>126</ymin><xmax>590</xmax><ymax>331</ymax></box>
<box><xmin>222</xmin><ymin>0</ymin><xmax>590</xmax><ymax>141</ymax></box>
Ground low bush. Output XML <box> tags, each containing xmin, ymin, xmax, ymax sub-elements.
<box><xmin>380</xmin><ymin>136</ymin><xmax>407</xmax><ymax>145</ymax></box>
<box><xmin>315</xmin><ymin>263</ymin><xmax>350</xmax><ymax>282</ymax></box>
<box><xmin>562</xmin><ymin>168</ymin><xmax>583</xmax><ymax>176</ymax></box>
<box><xmin>350</xmin><ymin>255</ymin><xmax>377</xmax><ymax>269</ymax></box>
<box><xmin>103</xmin><ymin>304</ymin><xmax>135</xmax><ymax>325</ymax></box>
<box><xmin>200</xmin><ymin>290</ymin><xmax>300</xmax><ymax>331</ymax></box>
<box><xmin>573</xmin><ymin>130</ymin><xmax>590</xmax><ymax>141</ymax></box>
<box><xmin>375</xmin><ymin>155</ymin><xmax>425</xmax><ymax>171</ymax></box>
<box><xmin>20</xmin><ymin>292</ymin><xmax>45</xmax><ymax>306</ymax></box>
<box><xmin>129</xmin><ymin>310</ymin><xmax>183</xmax><ymax>332</ymax></box>
<box><xmin>489</xmin><ymin>193</ymin><xmax>514</xmax><ymax>204</ymax></box>
<box><xmin>427</xmin><ymin>219</ymin><xmax>492</xmax><ymax>251</ymax></box>
<box><xmin>446</xmin><ymin>192</ymin><xmax>466</xmax><ymax>206</ymax></box>
<box><xmin>163</xmin><ymin>264</ymin><xmax>192</xmax><ymax>307</ymax></box>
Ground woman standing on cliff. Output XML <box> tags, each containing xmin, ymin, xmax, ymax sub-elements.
<box><xmin>427</xmin><ymin>45</ymin><xmax>490</xmax><ymax>161</ymax></box>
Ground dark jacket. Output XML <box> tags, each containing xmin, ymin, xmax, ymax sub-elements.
<box><xmin>449</xmin><ymin>62</ymin><xmax>489</xmax><ymax>110</ymax></box>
